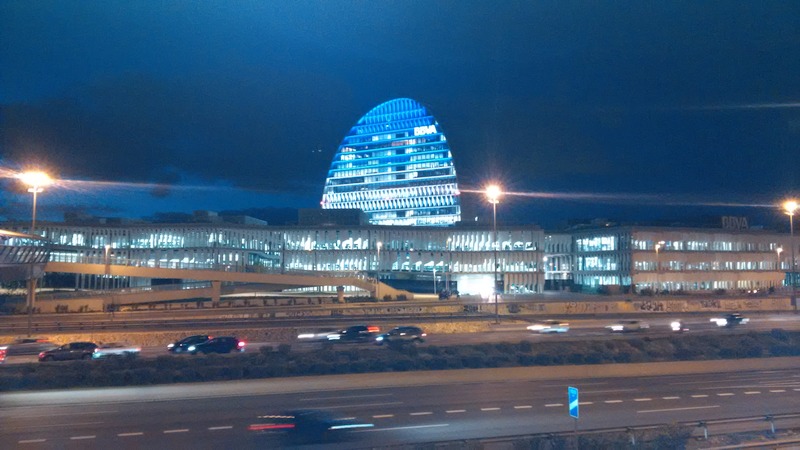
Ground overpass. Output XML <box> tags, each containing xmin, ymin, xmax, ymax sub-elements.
<box><xmin>40</xmin><ymin>260</ymin><xmax>412</xmax><ymax>312</ymax></box>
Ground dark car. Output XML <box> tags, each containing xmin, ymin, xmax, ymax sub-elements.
<box><xmin>711</xmin><ymin>313</ymin><xmax>750</xmax><ymax>327</ymax></box>
<box><xmin>375</xmin><ymin>326</ymin><xmax>426</xmax><ymax>345</ymax></box>
<box><xmin>167</xmin><ymin>334</ymin><xmax>211</xmax><ymax>353</ymax></box>
<box><xmin>39</xmin><ymin>342</ymin><xmax>98</xmax><ymax>361</ymax></box>
<box><xmin>249</xmin><ymin>409</ymin><xmax>373</xmax><ymax>444</ymax></box>
<box><xmin>3</xmin><ymin>338</ymin><xmax>58</xmax><ymax>356</ymax></box>
<box><xmin>327</xmin><ymin>325</ymin><xmax>381</xmax><ymax>343</ymax></box>
<box><xmin>187</xmin><ymin>336</ymin><xmax>245</xmax><ymax>354</ymax></box>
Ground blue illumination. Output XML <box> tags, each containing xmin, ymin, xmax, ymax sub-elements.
<box><xmin>321</xmin><ymin>98</ymin><xmax>461</xmax><ymax>226</ymax></box>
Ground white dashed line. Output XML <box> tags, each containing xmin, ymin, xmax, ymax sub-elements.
<box><xmin>163</xmin><ymin>429</ymin><xmax>189</xmax><ymax>434</ymax></box>
<box><xmin>545</xmin><ymin>403</ymin><xmax>563</xmax><ymax>407</ymax></box>
<box><xmin>770</xmin><ymin>389</ymin><xmax>787</xmax><ymax>393</ymax></box>
<box><xmin>634</xmin><ymin>398</ymin><xmax>652</xmax><ymax>402</ymax></box>
<box><xmin>662</xmin><ymin>396</ymin><xmax>680</xmax><ymax>400</ymax></box>
<box><xmin>604</xmin><ymin>400</ymin><xmax>623</xmax><ymax>404</ymax></box>
<box><xmin>717</xmin><ymin>393</ymin><xmax>735</xmax><ymax>397</ymax></box>
<box><xmin>373</xmin><ymin>414</ymin><xmax>394</xmax><ymax>419</ymax></box>
<box><xmin>578</xmin><ymin>401</ymin><xmax>593</xmax><ymax>405</ymax></box>
<box><xmin>358</xmin><ymin>423</ymin><xmax>448</xmax><ymax>432</ymax></box>
<box><xmin>208</xmin><ymin>426</ymin><xmax>233</xmax><ymax>431</ymax></box>
<box><xmin>514</xmin><ymin>405</ymin><xmax>533</xmax><ymax>409</ymax></box>
<box><xmin>481</xmin><ymin>407</ymin><xmax>500</xmax><ymax>411</ymax></box>
<box><xmin>70</xmin><ymin>435</ymin><xmax>96</xmax><ymax>440</ymax></box>
<box><xmin>410</xmin><ymin>412</ymin><xmax>432</xmax><ymax>416</ymax></box>
<box><xmin>744</xmin><ymin>391</ymin><xmax>761</xmax><ymax>394</ymax></box>
<box><xmin>638</xmin><ymin>405</ymin><xmax>720</xmax><ymax>414</ymax></box>
<box><xmin>793</xmin><ymin>388</ymin><xmax>800</xmax><ymax>392</ymax></box>
<box><xmin>19</xmin><ymin>439</ymin><xmax>47</xmax><ymax>444</ymax></box>
<box><xmin>691</xmin><ymin>394</ymin><xmax>709</xmax><ymax>398</ymax></box>
<box><xmin>118</xmin><ymin>432</ymin><xmax>144</xmax><ymax>437</ymax></box>
<box><xmin>446</xmin><ymin>410</ymin><xmax>465</xmax><ymax>413</ymax></box>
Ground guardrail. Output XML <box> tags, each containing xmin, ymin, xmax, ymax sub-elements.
<box><xmin>381</xmin><ymin>412</ymin><xmax>800</xmax><ymax>449</ymax></box>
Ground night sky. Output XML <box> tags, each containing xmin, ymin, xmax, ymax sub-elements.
<box><xmin>1</xmin><ymin>1</ymin><xmax>798</xmax><ymax>229</ymax></box>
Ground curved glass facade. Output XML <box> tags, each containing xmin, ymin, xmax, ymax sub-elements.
<box><xmin>321</xmin><ymin>98</ymin><xmax>461</xmax><ymax>226</ymax></box>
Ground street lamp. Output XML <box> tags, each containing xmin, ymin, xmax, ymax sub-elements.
<box><xmin>17</xmin><ymin>170</ymin><xmax>52</xmax><ymax>336</ymax></box>
<box><xmin>654</xmin><ymin>241</ymin><xmax>665</xmax><ymax>295</ymax></box>
<box><xmin>785</xmin><ymin>200</ymin><xmax>798</xmax><ymax>309</ymax></box>
<box><xmin>486</xmin><ymin>184</ymin><xmax>503</xmax><ymax>324</ymax></box>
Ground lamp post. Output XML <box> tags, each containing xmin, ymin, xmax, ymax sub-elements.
<box><xmin>486</xmin><ymin>184</ymin><xmax>503</xmax><ymax>324</ymax></box>
<box><xmin>17</xmin><ymin>171</ymin><xmax>52</xmax><ymax>337</ymax></box>
<box><xmin>785</xmin><ymin>201</ymin><xmax>798</xmax><ymax>309</ymax></box>
<box><xmin>654</xmin><ymin>241</ymin><xmax>665</xmax><ymax>295</ymax></box>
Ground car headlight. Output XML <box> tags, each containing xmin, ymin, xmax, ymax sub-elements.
<box><xmin>376</xmin><ymin>336</ymin><xmax>384</xmax><ymax>341</ymax></box>
<box><xmin>187</xmin><ymin>345</ymin><xmax>196</xmax><ymax>351</ymax></box>
<box><xmin>167</xmin><ymin>343</ymin><xmax>174</xmax><ymax>348</ymax></box>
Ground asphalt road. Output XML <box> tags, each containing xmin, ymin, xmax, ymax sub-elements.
<box><xmin>2</xmin><ymin>364</ymin><xmax>800</xmax><ymax>449</ymax></box>
<box><xmin>3</xmin><ymin>313</ymin><xmax>799</xmax><ymax>364</ymax></box>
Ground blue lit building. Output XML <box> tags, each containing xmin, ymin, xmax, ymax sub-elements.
<box><xmin>321</xmin><ymin>98</ymin><xmax>461</xmax><ymax>226</ymax></box>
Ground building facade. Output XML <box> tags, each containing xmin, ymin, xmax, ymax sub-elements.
<box><xmin>321</xmin><ymin>98</ymin><xmax>461</xmax><ymax>226</ymax></box>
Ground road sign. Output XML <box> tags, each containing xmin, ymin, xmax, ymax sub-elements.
<box><xmin>568</xmin><ymin>386</ymin><xmax>579</xmax><ymax>419</ymax></box>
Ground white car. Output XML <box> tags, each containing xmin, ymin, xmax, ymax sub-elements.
<box><xmin>606</xmin><ymin>320</ymin><xmax>649</xmax><ymax>333</ymax></box>
<box><xmin>527</xmin><ymin>320</ymin><xmax>570</xmax><ymax>334</ymax></box>
<box><xmin>92</xmin><ymin>342</ymin><xmax>141</xmax><ymax>359</ymax></box>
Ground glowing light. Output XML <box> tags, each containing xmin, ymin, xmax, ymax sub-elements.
<box><xmin>17</xmin><ymin>171</ymin><xmax>52</xmax><ymax>190</ymax></box>
<box><xmin>485</xmin><ymin>184</ymin><xmax>502</xmax><ymax>204</ymax></box>
<box><xmin>785</xmin><ymin>200</ymin><xmax>798</xmax><ymax>216</ymax></box>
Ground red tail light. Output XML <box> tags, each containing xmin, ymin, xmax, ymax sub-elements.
<box><xmin>367</xmin><ymin>326</ymin><xmax>380</xmax><ymax>333</ymax></box>
<box><xmin>38</xmin><ymin>352</ymin><xmax>46</xmax><ymax>358</ymax></box>
<box><xmin>248</xmin><ymin>423</ymin><xmax>294</xmax><ymax>431</ymax></box>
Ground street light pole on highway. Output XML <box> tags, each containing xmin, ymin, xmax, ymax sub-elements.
<box><xmin>486</xmin><ymin>184</ymin><xmax>503</xmax><ymax>324</ymax></box>
<box><xmin>17</xmin><ymin>171</ymin><xmax>52</xmax><ymax>337</ymax></box>
<box><xmin>785</xmin><ymin>200</ymin><xmax>798</xmax><ymax>310</ymax></box>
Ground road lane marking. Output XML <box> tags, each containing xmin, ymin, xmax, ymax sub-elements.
<box><xmin>19</xmin><ymin>439</ymin><xmax>47</xmax><ymax>444</ymax></box>
<box><xmin>744</xmin><ymin>391</ymin><xmax>762</xmax><ymax>394</ymax></box>
<box><xmin>691</xmin><ymin>394</ymin><xmax>709</xmax><ymax>398</ymax></box>
<box><xmin>716</xmin><ymin>393</ymin><xmax>735</xmax><ymax>396</ymax></box>
<box><xmin>357</xmin><ymin>423</ymin><xmax>449</xmax><ymax>432</ymax></box>
<box><xmin>639</xmin><ymin>405</ymin><xmax>720</xmax><ymax>414</ymax></box>
<box><xmin>410</xmin><ymin>412</ymin><xmax>432</xmax><ymax>416</ymax></box>
<box><xmin>634</xmin><ymin>398</ymin><xmax>652</xmax><ymax>402</ymax></box>
<box><xmin>662</xmin><ymin>396</ymin><xmax>680</xmax><ymax>400</ymax></box>
<box><xmin>578</xmin><ymin>401</ymin><xmax>593</xmax><ymax>405</ymax></box>
<box><xmin>70</xmin><ymin>435</ymin><xmax>96</xmax><ymax>440</ymax></box>
<box><xmin>315</xmin><ymin>401</ymin><xmax>403</xmax><ymax>410</ymax></box>
<box><xmin>604</xmin><ymin>400</ymin><xmax>623</xmax><ymax>404</ymax></box>
<box><xmin>794</xmin><ymin>388</ymin><xmax>800</xmax><ymax>391</ymax></box>
<box><xmin>481</xmin><ymin>407</ymin><xmax>500</xmax><ymax>411</ymax></box>
<box><xmin>446</xmin><ymin>410</ymin><xmax>465</xmax><ymax>413</ymax></box>
<box><xmin>301</xmin><ymin>394</ymin><xmax>393</xmax><ymax>401</ymax></box>
<box><xmin>770</xmin><ymin>389</ymin><xmax>787</xmax><ymax>393</ymax></box>
<box><xmin>118</xmin><ymin>432</ymin><xmax>144</xmax><ymax>437</ymax></box>
<box><xmin>514</xmin><ymin>405</ymin><xmax>533</xmax><ymax>409</ymax></box>
<box><xmin>163</xmin><ymin>429</ymin><xmax>189</xmax><ymax>434</ymax></box>
<box><xmin>545</xmin><ymin>403</ymin><xmax>563</xmax><ymax>407</ymax></box>
<box><xmin>208</xmin><ymin>426</ymin><xmax>233</xmax><ymax>430</ymax></box>
<box><xmin>373</xmin><ymin>415</ymin><xmax>394</xmax><ymax>419</ymax></box>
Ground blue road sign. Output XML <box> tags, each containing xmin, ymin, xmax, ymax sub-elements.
<box><xmin>568</xmin><ymin>386</ymin><xmax>579</xmax><ymax>419</ymax></box>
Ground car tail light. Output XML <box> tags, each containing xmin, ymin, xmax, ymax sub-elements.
<box><xmin>38</xmin><ymin>352</ymin><xmax>46</xmax><ymax>358</ymax></box>
<box><xmin>248</xmin><ymin>423</ymin><xmax>294</xmax><ymax>431</ymax></box>
<box><xmin>367</xmin><ymin>326</ymin><xmax>380</xmax><ymax>333</ymax></box>
<box><xmin>238</xmin><ymin>341</ymin><xmax>246</xmax><ymax>347</ymax></box>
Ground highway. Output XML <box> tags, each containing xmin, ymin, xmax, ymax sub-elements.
<box><xmin>2</xmin><ymin>361</ymin><xmax>800</xmax><ymax>449</ymax></box>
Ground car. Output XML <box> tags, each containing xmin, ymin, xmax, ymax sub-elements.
<box><xmin>527</xmin><ymin>320</ymin><xmax>570</xmax><ymax>334</ymax></box>
<box><xmin>167</xmin><ymin>335</ymin><xmax>211</xmax><ymax>353</ymax></box>
<box><xmin>710</xmin><ymin>313</ymin><xmax>750</xmax><ymax>327</ymax></box>
<box><xmin>326</xmin><ymin>325</ymin><xmax>381</xmax><ymax>343</ymax></box>
<box><xmin>1</xmin><ymin>338</ymin><xmax>58</xmax><ymax>356</ymax></box>
<box><xmin>606</xmin><ymin>320</ymin><xmax>650</xmax><ymax>333</ymax></box>
<box><xmin>39</xmin><ymin>342</ymin><xmax>97</xmax><ymax>361</ymax></box>
<box><xmin>670</xmin><ymin>320</ymin><xmax>690</xmax><ymax>332</ymax></box>
<box><xmin>249</xmin><ymin>409</ymin><xmax>373</xmax><ymax>444</ymax></box>
<box><xmin>297</xmin><ymin>329</ymin><xmax>339</xmax><ymax>342</ymax></box>
<box><xmin>92</xmin><ymin>342</ymin><xmax>141</xmax><ymax>359</ymax></box>
<box><xmin>375</xmin><ymin>326</ymin><xmax>426</xmax><ymax>345</ymax></box>
<box><xmin>187</xmin><ymin>336</ymin><xmax>245</xmax><ymax>354</ymax></box>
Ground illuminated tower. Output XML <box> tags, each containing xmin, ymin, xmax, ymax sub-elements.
<box><xmin>321</xmin><ymin>98</ymin><xmax>461</xmax><ymax>226</ymax></box>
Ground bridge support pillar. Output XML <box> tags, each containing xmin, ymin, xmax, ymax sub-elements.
<box><xmin>211</xmin><ymin>280</ymin><xmax>221</xmax><ymax>308</ymax></box>
<box><xmin>336</xmin><ymin>286</ymin><xmax>344</xmax><ymax>303</ymax></box>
